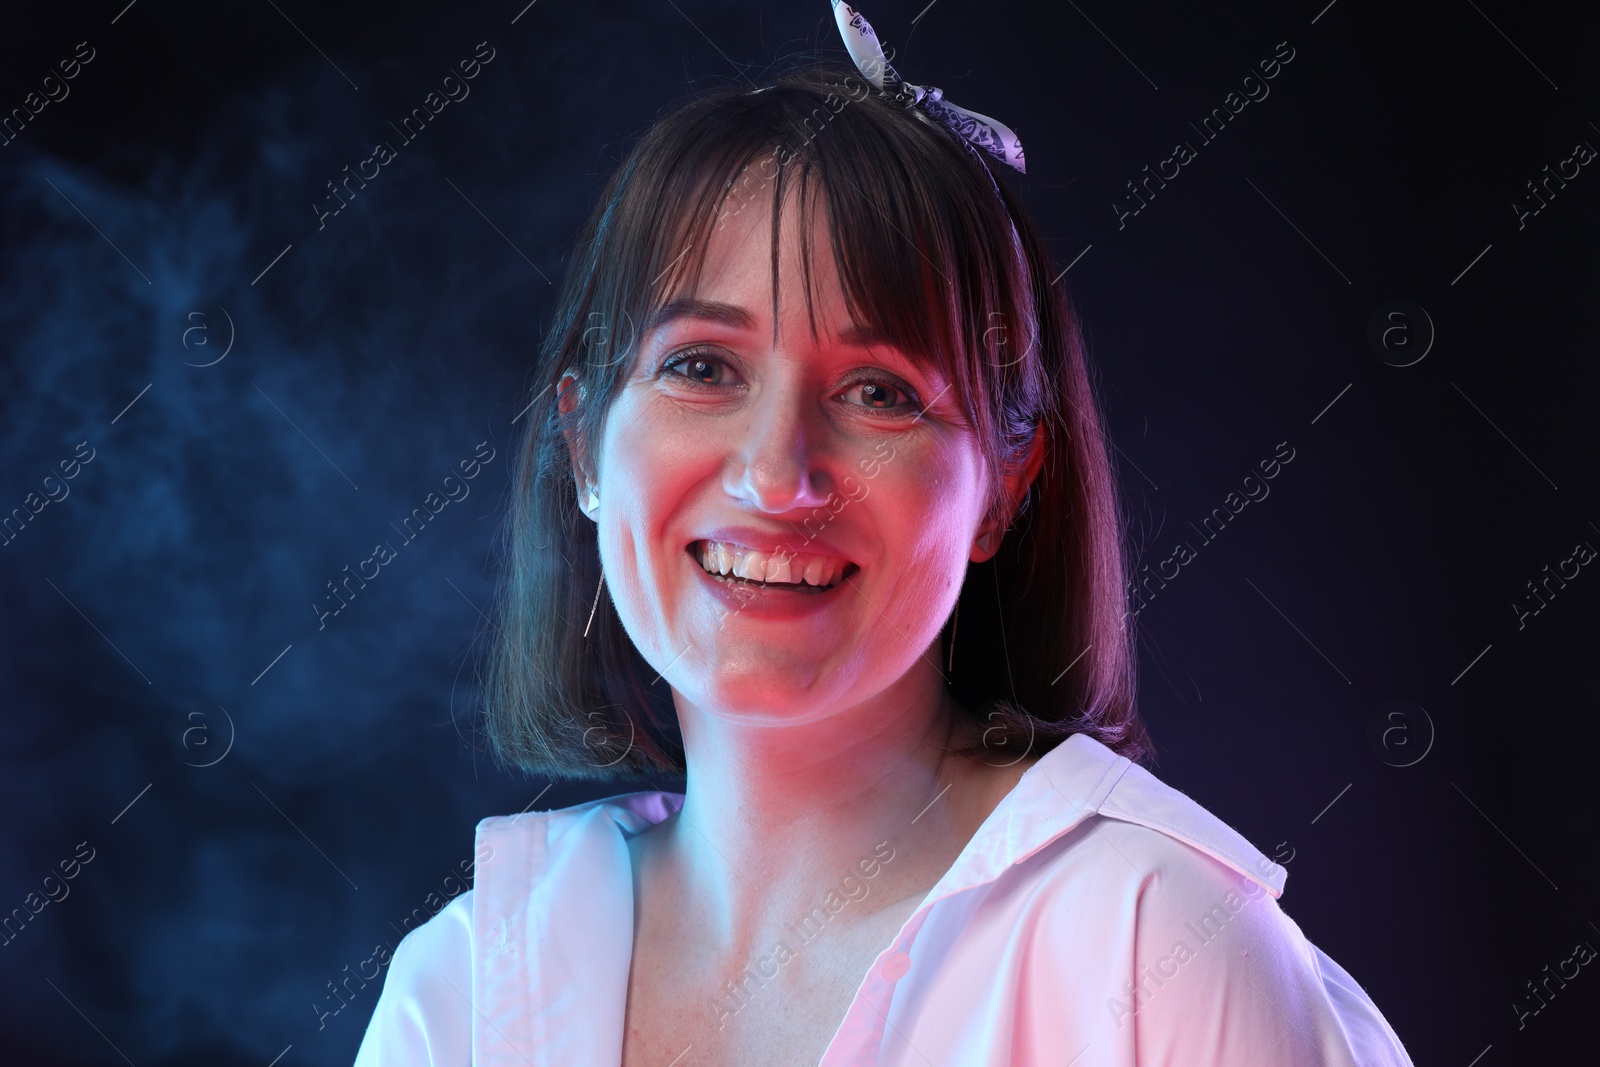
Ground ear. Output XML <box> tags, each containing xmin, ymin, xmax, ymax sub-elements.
<box><xmin>556</xmin><ymin>371</ymin><xmax>598</xmax><ymax>520</ymax></box>
<box><xmin>970</xmin><ymin>423</ymin><xmax>1046</xmax><ymax>563</ymax></box>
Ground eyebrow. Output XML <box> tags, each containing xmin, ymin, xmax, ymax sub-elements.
<box><xmin>645</xmin><ymin>299</ymin><xmax>754</xmax><ymax>334</ymax></box>
<box><xmin>644</xmin><ymin>298</ymin><xmax>894</xmax><ymax>349</ymax></box>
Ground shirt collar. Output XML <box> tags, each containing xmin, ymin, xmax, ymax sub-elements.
<box><xmin>565</xmin><ymin>730</ymin><xmax>1286</xmax><ymax>907</ymax></box>
<box><xmin>962</xmin><ymin>731</ymin><xmax>1289</xmax><ymax>899</ymax></box>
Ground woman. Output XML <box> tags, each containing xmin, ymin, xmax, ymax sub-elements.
<box><xmin>355</xmin><ymin>5</ymin><xmax>1415</xmax><ymax>1064</ymax></box>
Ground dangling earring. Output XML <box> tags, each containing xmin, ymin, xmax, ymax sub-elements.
<box><xmin>946</xmin><ymin>597</ymin><xmax>959</xmax><ymax>672</ymax></box>
<box><xmin>582</xmin><ymin>483</ymin><xmax>604</xmax><ymax>637</ymax></box>
<box><xmin>584</xmin><ymin>568</ymin><xmax>605</xmax><ymax>638</ymax></box>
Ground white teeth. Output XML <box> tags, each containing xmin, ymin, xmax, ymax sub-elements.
<box><xmin>694</xmin><ymin>541</ymin><xmax>850</xmax><ymax>587</ymax></box>
<box><xmin>768</xmin><ymin>554</ymin><xmax>791</xmax><ymax>584</ymax></box>
<box><xmin>737</xmin><ymin>549</ymin><xmax>774</xmax><ymax>582</ymax></box>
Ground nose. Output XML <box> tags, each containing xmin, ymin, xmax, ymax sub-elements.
<box><xmin>723</xmin><ymin>383</ymin><xmax>833</xmax><ymax>515</ymax></box>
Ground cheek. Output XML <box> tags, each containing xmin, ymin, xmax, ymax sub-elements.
<box><xmin>594</xmin><ymin>399</ymin><xmax>716</xmax><ymax>632</ymax></box>
<box><xmin>873</xmin><ymin>443</ymin><xmax>987</xmax><ymax>591</ymax></box>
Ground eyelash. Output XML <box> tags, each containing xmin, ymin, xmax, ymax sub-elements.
<box><xmin>659</xmin><ymin>347</ymin><xmax>924</xmax><ymax>413</ymax></box>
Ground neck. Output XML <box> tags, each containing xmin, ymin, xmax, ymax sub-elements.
<box><xmin>655</xmin><ymin>662</ymin><xmax>1004</xmax><ymax>958</ymax></box>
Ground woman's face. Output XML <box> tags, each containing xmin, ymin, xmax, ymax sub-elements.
<box><xmin>582</xmin><ymin>186</ymin><xmax>1009</xmax><ymax>727</ymax></box>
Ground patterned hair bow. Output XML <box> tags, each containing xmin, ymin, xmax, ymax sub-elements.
<box><xmin>830</xmin><ymin>0</ymin><xmax>1026</xmax><ymax>174</ymax></box>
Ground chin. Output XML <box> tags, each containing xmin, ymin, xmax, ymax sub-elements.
<box><xmin>679</xmin><ymin>660</ymin><xmax>841</xmax><ymax>724</ymax></box>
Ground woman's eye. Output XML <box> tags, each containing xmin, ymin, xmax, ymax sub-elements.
<box><xmin>662</xmin><ymin>349</ymin><xmax>732</xmax><ymax>386</ymax></box>
<box><xmin>843</xmin><ymin>377</ymin><xmax>919</xmax><ymax>412</ymax></box>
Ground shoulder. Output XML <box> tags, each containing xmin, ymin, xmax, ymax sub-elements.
<box><xmin>1095</xmin><ymin>754</ymin><xmax>1288</xmax><ymax>896</ymax></box>
<box><xmin>1012</xmin><ymin>735</ymin><xmax>1287</xmax><ymax>910</ymax></box>
<box><xmin>471</xmin><ymin>789</ymin><xmax>684</xmax><ymax>906</ymax></box>
<box><xmin>1037</xmin><ymin>752</ymin><xmax>1413</xmax><ymax>1065</ymax></box>
<box><xmin>476</xmin><ymin>788</ymin><xmax>685</xmax><ymax>851</ymax></box>
<box><xmin>352</xmin><ymin>891</ymin><xmax>473</xmax><ymax>1066</ymax></box>
<box><xmin>352</xmin><ymin>789</ymin><xmax>684</xmax><ymax>1062</ymax></box>
<box><xmin>1002</xmin><ymin>738</ymin><xmax>1413</xmax><ymax>1064</ymax></box>
<box><xmin>1105</xmin><ymin>832</ymin><xmax>1412</xmax><ymax>1066</ymax></box>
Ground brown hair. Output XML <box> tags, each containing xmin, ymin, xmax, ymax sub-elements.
<box><xmin>480</xmin><ymin>60</ymin><xmax>1153</xmax><ymax>781</ymax></box>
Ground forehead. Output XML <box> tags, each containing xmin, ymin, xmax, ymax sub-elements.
<box><xmin>649</xmin><ymin>187</ymin><xmax>915</xmax><ymax>360</ymax></box>
<box><xmin>629</xmin><ymin>145</ymin><xmax>963</xmax><ymax>384</ymax></box>
<box><xmin>654</xmin><ymin>180</ymin><xmax>848</xmax><ymax>343</ymax></box>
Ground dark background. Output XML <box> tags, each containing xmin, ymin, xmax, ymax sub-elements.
<box><xmin>1</xmin><ymin>0</ymin><xmax>1595</xmax><ymax>1063</ymax></box>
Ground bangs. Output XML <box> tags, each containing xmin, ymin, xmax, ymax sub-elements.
<box><xmin>584</xmin><ymin>68</ymin><xmax>1038</xmax><ymax>466</ymax></box>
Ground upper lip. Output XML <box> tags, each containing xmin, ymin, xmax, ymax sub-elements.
<box><xmin>689</xmin><ymin>525</ymin><xmax>857</xmax><ymax>568</ymax></box>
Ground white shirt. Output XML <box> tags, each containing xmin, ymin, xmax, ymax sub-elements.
<box><xmin>352</xmin><ymin>732</ymin><xmax>1415</xmax><ymax>1065</ymax></box>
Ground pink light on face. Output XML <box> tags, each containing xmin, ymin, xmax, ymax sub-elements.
<box><xmin>586</xmin><ymin>186</ymin><xmax>998</xmax><ymax>727</ymax></box>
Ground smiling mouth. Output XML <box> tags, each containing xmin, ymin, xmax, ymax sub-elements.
<box><xmin>690</xmin><ymin>540</ymin><xmax>858</xmax><ymax>591</ymax></box>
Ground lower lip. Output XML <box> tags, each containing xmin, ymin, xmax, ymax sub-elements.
<box><xmin>687</xmin><ymin>548</ymin><xmax>855</xmax><ymax>618</ymax></box>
